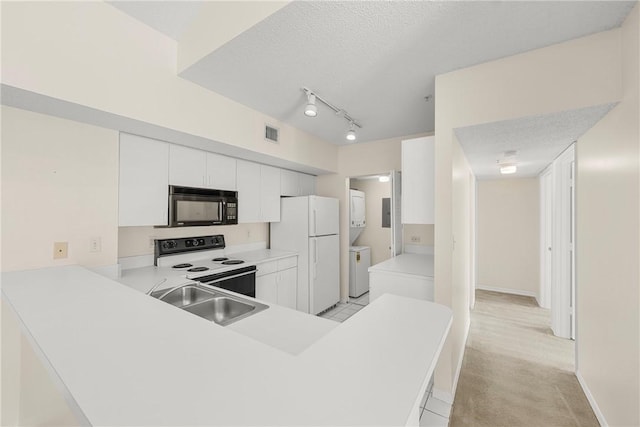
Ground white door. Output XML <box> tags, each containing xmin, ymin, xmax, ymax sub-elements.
<box><xmin>206</xmin><ymin>152</ymin><xmax>236</xmax><ymax>191</ymax></box>
<box><xmin>309</xmin><ymin>234</ymin><xmax>340</xmax><ymax>314</ymax></box>
<box><xmin>540</xmin><ymin>167</ymin><xmax>554</xmax><ymax>309</ymax></box>
<box><xmin>390</xmin><ymin>170</ymin><xmax>402</xmax><ymax>257</ymax></box>
<box><xmin>309</xmin><ymin>196</ymin><xmax>339</xmax><ymax>237</ymax></box>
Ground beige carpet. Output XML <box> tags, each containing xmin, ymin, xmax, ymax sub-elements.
<box><xmin>450</xmin><ymin>290</ymin><xmax>598</xmax><ymax>427</ymax></box>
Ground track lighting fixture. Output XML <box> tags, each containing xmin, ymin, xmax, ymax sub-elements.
<box><xmin>346</xmin><ymin>122</ymin><xmax>357</xmax><ymax>141</ymax></box>
<box><xmin>304</xmin><ymin>92</ymin><xmax>317</xmax><ymax>117</ymax></box>
<box><xmin>301</xmin><ymin>87</ymin><xmax>362</xmax><ymax>141</ymax></box>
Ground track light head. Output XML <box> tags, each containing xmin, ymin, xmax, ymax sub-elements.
<box><xmin>346</xmin><ymin>122</ymin><xmax>357</xmax><ymax>141</ymax></box>
<box><xmin>304</xmin><ymin>93</ymin><xmax>317</xmax><ymax>117</ymax></box>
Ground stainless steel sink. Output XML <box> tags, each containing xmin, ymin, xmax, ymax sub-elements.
<box><xmin>150</xmin><ymin>285</ymin><xmax>216</xmax><ymax>308</ymax></box>
<box><xmin>150</xmin><ymin>284</ymin><xmax>268</xmax><ymax>326</ymax></box>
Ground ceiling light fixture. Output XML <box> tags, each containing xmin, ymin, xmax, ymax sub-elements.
<box><xmin>500</xmin><ymin>164</ymin><xmax>517</xmax><ymax>174</ymax></box>
<box><xmin>346</xmin><ymin>122</ymin><xmax>357</xmax><ymax>141</ymax></box>
<box><xmin>378</xmin><ymin>175</ymin><xmax>390</xmax><ymax>183</ymax></box>
<box><xmin>304</xmin><ymin>92</ymin><xmax>317</xmax><ymax>117</ymax></box>
<box><xmin>498</xmin><ymin>150</ymin><xmax>518</xmax><ymax>175</ymax></box>
<box><xmin>302</xmin><ymin>87</ymin><xmax>362</xmax><ymax>141</ymax></box>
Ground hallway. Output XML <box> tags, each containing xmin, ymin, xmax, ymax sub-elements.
<box><xmin>450</xmin><ymin>290</ymin><xmax>598</xmax><ymax>426</ymax></box>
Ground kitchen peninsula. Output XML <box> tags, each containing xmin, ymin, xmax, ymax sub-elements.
<box><xmin>2</xmin><ymin>265</ymin><xmax>451</xmax><ymax>426</ymax></box>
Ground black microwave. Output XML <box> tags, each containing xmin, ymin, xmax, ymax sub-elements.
<box><xmin>167</xmin><ymin>186</ymin><xmax>238</xmax><ymax>227</ymax></box>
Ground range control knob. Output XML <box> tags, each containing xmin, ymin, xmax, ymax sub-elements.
<box><xmin>162</xmin><ymin>240</ymin><xmax>177</xmax><ymax>250</ymax></box>
<box><xmin>192</xmin><ymin>239</ymin><xmax>200</xmax><ymax>246</ymax></box>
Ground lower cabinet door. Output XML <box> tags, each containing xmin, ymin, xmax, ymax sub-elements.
<box><xmin>256</xmin><ymin>273</ymin><xmax>278</xmax><ymax>304</ymax></box>
<box><xmin>277</xmin><ymin>267</ymin><xmax>297</xmax><ymax>310</ymax></box>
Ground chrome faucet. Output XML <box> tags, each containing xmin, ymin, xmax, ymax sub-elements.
<box><xmin>146</xmin><ymin>278</ymin><xmax>167</xmax><ymax>296</ymax></box>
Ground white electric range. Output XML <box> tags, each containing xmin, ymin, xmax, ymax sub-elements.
<box><xmin>130</xmin><ymin>235</ymin><xmax>258</xmax><ymax>297</ymax></box>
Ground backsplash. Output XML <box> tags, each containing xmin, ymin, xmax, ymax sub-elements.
<box><xmin>118</xmin><ymin>223</ymin><xmax>269</xmax><ymax>258</ymax></box>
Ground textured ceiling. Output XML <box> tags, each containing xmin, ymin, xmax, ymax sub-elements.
<box><xmin>455</xmin><ymin>104</ymin><xmax>616</xmax><ymax>180</ymax></box>
<box><xmin>176</xmin><ymin>1</ymin><xmax>634</xmax><ymax>145</ymax></box>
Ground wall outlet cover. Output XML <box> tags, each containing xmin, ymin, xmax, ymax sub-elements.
<box><xmin>53</xmin><ymin>242</ymin><xmax>68</xmax><ymax>259</ymax></box>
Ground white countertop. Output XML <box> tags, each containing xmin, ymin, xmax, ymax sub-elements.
<box><xmin>368</xmin><ymin>253</ymin><xmax>435</xmax><ymax>278</ymax></box>
<box><xmin>2</xmin><ymin>265</ymin><xmax>451</xmax><ymax>426</ymax></box>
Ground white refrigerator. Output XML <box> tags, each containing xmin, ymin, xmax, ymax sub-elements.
<box><xmin>270</xmin><ymin>196</ymin><xmax>340</xmax><ymax>314</ymax></box>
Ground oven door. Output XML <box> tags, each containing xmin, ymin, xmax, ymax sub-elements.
<box><xmin>194</xmin><ymin>266</ymin><xmax>256</xmax><ymax>297</ymax></box>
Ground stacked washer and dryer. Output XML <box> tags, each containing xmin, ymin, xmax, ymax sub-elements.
<box><xmin>349</xmin><ymin>189</ymin><xmax>371</xmax><ymax>298</ymax></box>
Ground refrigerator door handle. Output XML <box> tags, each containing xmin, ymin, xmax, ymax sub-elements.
<box><xmin>313</xmin><ymin>209</ymin><xmax>317</xmax><ymax>236</ymax></box>
<box><xmin>314</xmin><ymin>239</ymin><xmax>318</xmax><ymax>278</ymax></box>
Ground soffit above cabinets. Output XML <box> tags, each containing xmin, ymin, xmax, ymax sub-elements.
<box><xmin>455</xmin><ymin>103</ymin><xmax>616</xmax><ymax>180</ymax></box>
<box><xmin>111</xmin><ymin>1</ymin><xmax>635</xmax><ymax>145</ymax></box>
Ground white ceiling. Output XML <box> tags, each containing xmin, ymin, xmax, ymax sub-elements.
<box><xmin>107</xmin><ymin>1</ymin><xmax>634</xmax><ymax>178</ymax></box>
<box><xmin>455</xmin><ymin>104</ymin><xmax>616</xmax><ymax>180</ymax></box>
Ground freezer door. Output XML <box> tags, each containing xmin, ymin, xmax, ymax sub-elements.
<box><xmin>309</xmin><ymin>196</ymin><xmax>339</xmax><ymax>237</ymax></box>
<box><xmin>309</xmin><ymin>235</ymin><xmax>340</xmax><ymax>314</ymax></box>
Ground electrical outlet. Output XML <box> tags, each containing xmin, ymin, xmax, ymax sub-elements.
<box><xmin>53</xmin><ymin>242</ymin><xmax>68</xmax><ymax>259</ymax></box>
<box><xmin>89</xmin><ymin>237</ymin><xmax>102</xmax><ymax>253</ymax></box>
<box><xmin>411</xmin><ymin>236</ymin><xmax>421</xmax><ymax>243</ymax></box>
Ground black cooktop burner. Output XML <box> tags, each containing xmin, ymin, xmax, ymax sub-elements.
<box><xmin>172</xmin><ymin>263</ymin><xmax>193</xmax><ymax>269</ymax></box>
<box><xmin>212</xmin><ymin>257</ymin><xmax>229</xmax><ymax>262</ymax></box>
<box><xmin>222</xmin><ymin>260</ymin><xmax>244</xmax><ymax>265</ymax></box>
<box><xmin>187</xmin><ymin>266</ymin><xmax>209</xmax><ymax>272</ymax></box>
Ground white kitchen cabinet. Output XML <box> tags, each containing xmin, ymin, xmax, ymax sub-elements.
<box><xmin>256</xmin><ymin>273</ymin><xmax>278</xmax><ymax>304</ymax></box>
<box><xmin>401</xmin><ymin>136</ymin><xmax>434</xmax><ymax>224</ymax></box>
<box><xmin>237</xmin><ymin>160</ymin><xmax>281</xmax><ymax>223</ymax></box>
<box><xmin>277</xmin><ymin>267</ymin><xmax>297</xmax><ymax>309</ymax></box>
<box><xmin>260</xmin><ymin>165</ymin><xmax>281</xmax><ymax>222</ymax></box>
<box><xmin>119</xmin><ymin>133</ymin><xmax>169</xmax><ymax>226</ymax></box>
<box><xmin>206</xmin><ymin>152</ymin><xmax>236</xmax><ymax>190</ymax></box>
<box><xmin>170</xmin><ymin>146</ymin><xmax>237</xmax><ymax>191</ymax></box>
<box><xmin>280</xmin><ymin>170</ymin><xmax>316</xmax><ymax>197</ymax></box>
<box><xmin>280</xmin><ymin>169</ymin><xmax>299</xmax><ymax>196</ymax></box>
<box><xmin>299</xmin><ymin>173</ymin><xmax>316</xmax><ymax>196</ymax></box>
<box><xmin>169</xmin><ymin>145</ymin><xmax>207</xmax><ymax>188</ymax></box>
<box><xmin>368</xmin><ymin>253</ymin><xmax>434</xmax><ymax>303</ymax></box>
<box><xmin>237</xmin><ymin>160</ymin><xmax>262</xmax><ymax>223</ymax></box>
<box><xmin>255</xmin><ymin>257</ymin><xmax>298</xmax><ymax>310</ymax></box>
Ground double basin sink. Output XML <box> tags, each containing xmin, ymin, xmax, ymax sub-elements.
<box><xmin>150</xmin><ymin>284</ymin><xmax>268</xmax><ymax>326</ymax></box>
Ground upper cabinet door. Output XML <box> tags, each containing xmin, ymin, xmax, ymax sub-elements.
<box><xmin>236</xmin><ymin>160</ymin><xmax>261</xmax><ymax>223</ymax></box>
<box><xmin>401</xmin><ymin>136</ymin><xmax>435</xmax><ymax>224</ymax></box>
<box><xmin>119</xmin><ymin>133</ymin><xmax>169</xmax><ymax>226</ymax></box>
<box><xmin>299</xmin><ymin>173</ymin><xmax>316</xmax><ymax>196</ymax></box>
<box><xmin>280</xmin><ymin>169</ymin><xmax>300</xmax><ymax>196</ymax></box>
<box><xmin>260</xmin><ymin>165</ymin><xmax>281</xmax><ymax>222</ymax></box>
<box><xmin>207</xmin><ymin>152</ymin><xmax>236</xmax><ymax>191</ymax></box>
<box><xmin>169</xmin><ymin>145</ymin><xmax>206</xmax><ymax>188</ymax></box>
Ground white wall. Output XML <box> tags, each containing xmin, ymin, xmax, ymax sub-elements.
<box><xmin>1</xmin><ymin>1</ymin><xmax>338</xmax><ymax>174</ymax></box>
<box><xmin>434</xmin><ymin>24</ymin><xmax>623</xmax><ymax>400</ymax></box>
<box><xmin>1</xmin><ymin>106</ymin><xmax>119</xmax><ymax>272</ymax></box>
<box><xmin>477</xmin><ymin>178</ymin><xmax>540</xmax><ymax>297</ymax></box>
<box><xmin>575</xmin><ymin>4</ymin><xmax>639</xmax><ymax>426</ymax></box>
<box><xmin>317</xmin><ymin>133</ymin><xmax>430</xmax><ymax>301</ymax></box>
<box><xmin>350</xmin><ymin>178</ymin><xmax>391</xmax><ymax>266</ymax></box>
<box><xmin>118</xmin><ymin>224</ymin><xmax>269</xmax><ymax>258</ymax></box>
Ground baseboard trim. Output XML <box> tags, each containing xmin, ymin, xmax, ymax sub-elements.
<box><xmin>576</xmin><ymin>370</ymin><xmax>607</xmax><ymax>426</ymax></box>
<box><xmin>432</xmin><ymin>316</ymin><xmax>471</xmax><ymax>405</ymax></box>
<box><xmin>476</xmin><ymin>284</ymin><xmax>538</xmax><ymax>299</ymax></box>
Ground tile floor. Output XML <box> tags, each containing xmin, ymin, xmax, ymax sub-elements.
<box><xmin>317</xmin><ymin>291</ymin><xmax>451</xmax><ymax>426</ymax></box>
<box><xmin>317</xmin><ymin>292</ymin><xmax>369</xmax><ymax>322</ymax></box>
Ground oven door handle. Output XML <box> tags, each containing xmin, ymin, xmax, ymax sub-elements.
<box><xmin>200</xmin><ymin>270</ymin><xmax>255</xmax><ymax>285</ymax></box>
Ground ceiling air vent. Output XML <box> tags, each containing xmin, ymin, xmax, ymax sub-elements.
<box><xmin>265</xmin><ymin>124</ymin><xmax>279</xmax><ymax>144</ymax></box>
